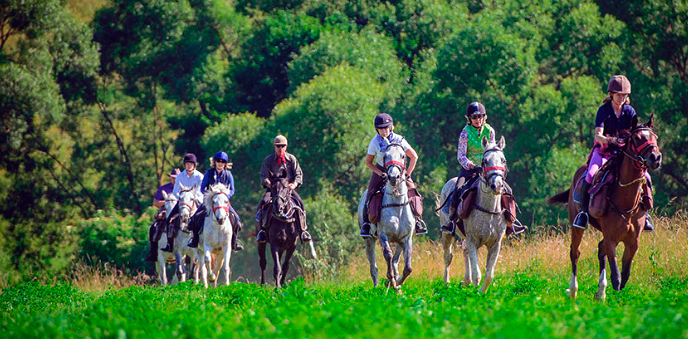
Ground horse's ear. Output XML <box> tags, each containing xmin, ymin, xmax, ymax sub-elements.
<box><xmin>647</xmin><ymin>114</ymin><xmax>654</xmax><ymax>129</ymax></box>
<box><xmin>162</xmin><ymin>191</ymin><xmax>168</xmax><ymax>199</ymax></box>
<box><xmin>497</xmin><ymin>136</ymin><xmax>505</xmax><ymax>149</ymax></box>
<box><xmin>481</xmin><ymin>136</ymin><xmax>489</xmax><ymax>149</ymax></box>
<box><xmin>192</xmin><ymin>183</ymin><xmax>198</xmax><ymax>191</ymax></box>
<box><xmin>631</xmin><ymin>114</ymin><xmax>638</xmax><ymax>129</ymax></box>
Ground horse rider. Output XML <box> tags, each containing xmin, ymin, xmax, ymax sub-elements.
<box><xmin>573</xmin><ymin>75</ymin><xmax>654</xmax><ymax>231</ymax></box>
<box><xmin>186</xmin><ymin>151</ymin><xmax>244</xmax><ymax>251</ymax></box>
<box><xmin>144</xmin><ymin>168</ymin><xmax>180</xmax><ymax>262</ymax></box>
<box><xmin>360</xmin><ymin>113</ymin><xmax>428</xmax><ymax>237</ymax></box>
<box><xmin>255</xmin><ymin>135</ymin><xmax>312</xmax><ymax>244</ymax></box>
<box><xmin>160</xmin><ymin>153</ymin><xmax>204</xmax><ymax>252</ymax></box>
<box><xmin>442</xmin><ymin>102</ymin><xmax>495</xmax><ymax>232</ymax></box>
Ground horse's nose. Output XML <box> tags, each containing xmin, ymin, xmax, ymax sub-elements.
<box><xmin>650</xmin><ymin>153</ymin><xmax>661</xmax><ymax>164</ymax></box>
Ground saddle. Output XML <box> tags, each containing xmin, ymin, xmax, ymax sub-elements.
<box><xmin>367</xmin><ymin>179</ymin><xmax>423</xmax><ymax>224</ymax></box>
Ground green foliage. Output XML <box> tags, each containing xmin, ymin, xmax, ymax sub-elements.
<box><xmin>75</xmin><ymin>209</ymin><xmax>150</xmax><ymax>273</ymax></box>
<box><xmin>229</xmin><ymin>10</ymin><xmax>323</xmax><ymax>116</ymax></box>
<box><xmin>1</xmin><ymin>272</ymin><xmax>687</xmax><ymax>338</ymax></box>
<box><xmin>287</xmin><ymin>28</ymin><xmax>406</xmax><ymax>99</ymax></box>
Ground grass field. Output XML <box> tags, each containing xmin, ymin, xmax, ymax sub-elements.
<box><xmin>2</xmin><ymin>214</ymin><xmax>687</xmax><ymax>338</ymax></box>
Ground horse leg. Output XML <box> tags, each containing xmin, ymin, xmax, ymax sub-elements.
<box><xmin>365</xmin><ymin>238</ymin><xmax>378</xmax><ymax>287</ymax></box>
<box><xmin>222</xmin><ymin>247</ymin><xmax>232</xmax><ymax>286</ymax></box>
<box><xmin>604</xmin><ymin>238</ymin><xmax>621</xmax><ymax>291</ymax></box>
<box><xmin>594</xmin><ymin>240</ymin><xmax>608</xmax><ymax>301</ymax></box>
<box><xmin>620</xmin><ymin>238</ymin><xmax>639</xmax><ymax>290</ymax></box>
<box><xmin>397</xmin><ymin>237</ymin><xmax>413</xmax><ymax>287</ymax></box>
<box><xmin>442</xmin><ymin>233</ymin><xmax>454</xmax><ymax>284</ymax></box>
<box><xmin>259</xmin><ymin>242</ymin><xmax>267</xmax><ymax>285</ymax></box>
<box><xmin>174</xmin><ymin>250</ymin><xmax>185</xmax><ymax>284</ymax></box>
<box><xmin>465</xmin><ymin>239</ymin><xmax>481</xmax><ymax>288</ymax></box>
<box><xmin>271</xmin><ymin>243</ymin><xmax>282</xmax><ymax>288</ymax></box>
<box><xmin>157</xmin><ymin>255</ymin><xmax>167</xmax><ymax>285</ymax></box>
<box><xmin>202</xmin><ymin>244</ymin><xmax>213</xmax><ymax>289</ymax></box>
<box><xmin>379</xmin><ymin>234</ymin><xmax>396</xmax><ymax>289</ymax></box>
<box><xmin>280</xmin><ymin>246</ymin><xmax>296</xmax><ymax>287</ymax></box>
<box><xmin>392</xmin><ymin>243</ymin><xmax>403</xmax><ymax>284</ymax></box>
<box><xmin>461</xmin><ymin>239</ymin><xmax>472</xmax><ymax>286</ymax></box>
<box><xmin>482</xmin><ymin>240</ymin><xmax>502</xmax><ymax>293</ymax></box>
<box><xmin>213</xmin><ymin>253</ymin><xmax>225</xmax><ymax>288</ymax></box>
<box><xmin>566</xmin><ymin>227</ymin><xmax>584</xmax><ymax>299</ymax></box>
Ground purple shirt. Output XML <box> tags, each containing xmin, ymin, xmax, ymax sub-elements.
<box><xmin>154</xmin><ymin>183</ymin><xmax>174</xmax><ymax>201</ymax></box>
<box><xmin>595</xmin><ymin>101</ymin><xmax>636</xmax><ymax>137</ymax></box>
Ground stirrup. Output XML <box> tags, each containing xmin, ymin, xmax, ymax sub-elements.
<box><xmin>440</xmin><ymin>219</ymin><xmax>455</xmax><ymax>234</ymax></box>
<box><xmin>644</xmin><ymin>213</ymin><xmax>654</xmax><ymax>232</ymax></box>
<box><xmin>300</xmin><ymin>231</ymin><xmax>312</xmax><ymax>243</ymax></box>
<box><xmin>360</xmin><ymin>222</ymin><xmax>372</xmax><ymax>238</ymax></box>
<box><xmin>572</xmin><ymin>211</ymin><xmax>588</xmax><ymax>229</ymax></box>
<box><xmin>187</xmin><ymin>237</ymin><xmax>198</xmax><ymax>248</ymax></box>
<box><xmin>415</xmin><ymin>218</ymin><xmax>428</xmax><ymax>235</ymax></box>
<box><xmin>256</xmin><ymin>229</ymin><xmax>268</xmax><ymax>243</ymax></box>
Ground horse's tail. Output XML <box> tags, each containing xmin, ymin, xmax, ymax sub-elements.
<box><xmin>547</xmin><ymin>189</ymin><xmax>570</xmax><ymax>205</ymax></box>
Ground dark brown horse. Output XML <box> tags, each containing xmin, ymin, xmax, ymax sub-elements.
<box><xmin>258</xmin><ymin>176</ymin><xmax>300</xmax><ymax>288</ymax></box>
<box><xmin>548</xmin><ymin>114</ymin><xmax>661</xmax><ymax>301</ymax></box>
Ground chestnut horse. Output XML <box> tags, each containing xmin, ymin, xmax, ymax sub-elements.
<box><xmin>548</xmin><ymin>115</ymin><xmax>661</xmax><ymax>301</ymax></box>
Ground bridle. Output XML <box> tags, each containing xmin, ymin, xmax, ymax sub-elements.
<box><xmin>212</xmin><ymin>192</ymin><xmax>230</xmax><ymax>215</ymax></box>
<box><xmin>621</xmin><ymin>126</ymin><xmax>658</xmax><ymax>170</ymax></box>
<box><xmin>272</xmin><ymin>181</ymin><xmax>296</xmax><ymax>219</ymax></box>
<box><xmin>383</xmin><ymin>143</ymin><xmax>406</xmax><ymax>175</ymax></box>
<box><xmin>481</xmin><ymin>147</ymin><xmax>507</xmax><ymax>184</ymax></box>
<box><xmin>178</xmin><ymin>188</ymin><xmax>198</xmax><ymax>211</ymax></box>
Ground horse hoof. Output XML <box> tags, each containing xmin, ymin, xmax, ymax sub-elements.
<box><xmin>565</xmin><ymin>288</ymin><xmax>577</xmax><ymax>299</ymax></box>
<box><xmin>594</xmin><ymin>292</ymin><xmax>606</xmax><ymax>302</ymax></box>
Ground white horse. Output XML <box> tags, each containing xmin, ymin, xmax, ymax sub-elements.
<box><xmin>439</xmin><ymin>136</ymin><xmax>508</xmax><ymax>293</ymax></box>
<box><xmin>198</xmin><ymin>183</ymin><xmax>233</xmax><ymax>288</ymax></box>
<box><xmin>357</xmin><ymin>142</ymin><xmax>415</xmax><ymax>290</ymax></box>
<box><xmin>156</xmin><ymin>185</ymin><xmax>200</xmax><ymax>285</ymax></box>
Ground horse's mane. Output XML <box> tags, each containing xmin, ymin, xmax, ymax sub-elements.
<box><xmin>204</xmin><ymin>183</ymin><xmax>231</xmax><ymax>207</ymax></box>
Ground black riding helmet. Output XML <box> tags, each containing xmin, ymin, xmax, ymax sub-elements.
<box><xmin>374</xmin><ymin>113</ymin><xmax>393</xmax><ymax>129</ymax></box>
<box><xmin>465</xmin><ymin>102</ymin><xmax>486</xmax><ymax>118</ymax></box>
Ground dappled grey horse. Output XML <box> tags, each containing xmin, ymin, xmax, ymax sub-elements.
<box><xmin>357</xmin><ymin>141</ymin><xmax>415</xmax><ymax>290</ymax></box>
<box><xmin>439</xmin><ymin>136</ymin><xmax>508</xmax><ymax>292</ymax></box>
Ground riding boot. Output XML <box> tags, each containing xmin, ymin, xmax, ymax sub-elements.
<box><xmin>414</xmin><ymin>216</ymin><xmax>428</xmax><ymax>235</ymax></box>
<box><xmin>572</xmin><ymin>181</ymin><xmax>591</xmax><ymax>229</ymax></box>
<box><xmin>360</xmin><ymin>204</ymin><xmax>372</xmax><ymax>238</ymax></box>
<box><xmin>256</xmin><ymin>221</ymin><xmax>268</xmax><ymax>243</ymax></box>
<box><xmin>187</xmin><ymin>221</ymin><xmax>199</xmax><ymax>248</ymax></box>
<box><xmin>232</xmin><ymin>231</ymin><xmax>244</xmax><ymax>251</ymax></box>
<box><xmin>145</xmin><ymin>239</ymin><xmax>158</xmax><ymax>261</ymax></box>
<box><xmin>160</xmin><ymin>234</ymin><xmax>174</xmax><ymax>252</ymax></box>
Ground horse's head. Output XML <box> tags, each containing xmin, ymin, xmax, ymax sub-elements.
<box><xmin>271</xmin><ymin>177</ymin><xmax>293</xmax><ymax>217</ymax></box>
<box><xmin>625</xmin><ymin>114</ymin><xmax>662</xmax><ymax>170</ymax></box>
<box><xmin>178</xmin><ymin>183</ymin><xmax>198</xmax><ymax>224</ymax></box>
<box><xmin>383</xmin><ymin>142</ymin><xmax>407</xmax><ymax>195</ymax></box>
<box><xmin>208</xmin><ymin>184</ymin><xmax>230</xmax><ymax>224</ymax></box>
<box><xmin>161</xmin><ymin>191</ymin><xmax>178</xmax><ymax>219</ymax></box>
<box><xmin>481</xmin><ymin>136</ymin><xmax>507</xmax><ymax>194</ymax></box>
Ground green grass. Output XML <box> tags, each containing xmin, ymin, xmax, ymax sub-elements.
<box><xmin>2</xmin><ymin>272</ymin><xmax>686</xmax><ymax>338</ymax></box>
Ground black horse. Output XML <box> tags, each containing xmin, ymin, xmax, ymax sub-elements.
<box><xmin>259</xmin><ymin>176</ymin><xmax>300</xmax><ymax>288</ymax></box>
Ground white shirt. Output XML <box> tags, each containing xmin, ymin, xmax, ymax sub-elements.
<box><xmin>367</xmin><ymin>133</ymin><xmax>411</xmax><ymax>166</ymax></box>
<box><xmin>173</xmin><ymin>169</ymin><xmax>204</xmax><ymax>201</ymax></box>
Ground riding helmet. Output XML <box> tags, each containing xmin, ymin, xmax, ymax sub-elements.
<box><xmin>465</xmin><ymin>102</ymin><xmax>486</xmax><ymax>117</ymax></box>
<box><xmin>607</xmin><ymin>75</ymin><xmax>631</xmax><ymax>94</ymax></box>
<box><xmin>183</xmin><ymin>153</ymin><xmax>197</xmax><ymax>164</ymax></box>
<box><xmin>214</xmin><ymin>151</ymin><xmax>229</xmax><ymax>162</ymax></box>
<box><xmin>374</xmin><ymin>113</ymin><xmax>393</xmax><ymax>128</ymax></box>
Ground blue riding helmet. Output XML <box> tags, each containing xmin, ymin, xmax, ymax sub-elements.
<box><xmin>214</xmin><ymin>151</ymin><xmax>229</xmax><ymax>162</ymax></box>
<box><xmin>374</xmin><ymin>113</ymin><xmax>393</xmax><ymax>128</ymax></box>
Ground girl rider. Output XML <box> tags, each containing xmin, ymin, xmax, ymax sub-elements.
<box><xmin>360</xmin><ymin>113</ymin><xmax>427</xmax><ymax>237</ymax></box>
<box><xmin>573</xmin><ymin>75</ymin><xmax>654</xmax><ymax>231</ymax></box>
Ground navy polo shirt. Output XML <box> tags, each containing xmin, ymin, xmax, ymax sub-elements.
<box><xmin>595</xmin><ymin>101</ymin><xmax>636</xmax><ymax>137</ymax></box>
<box><xmin>201</xmin><ymin>168</ymin><xmax>235</xmax><ymax>198</ymax></box>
